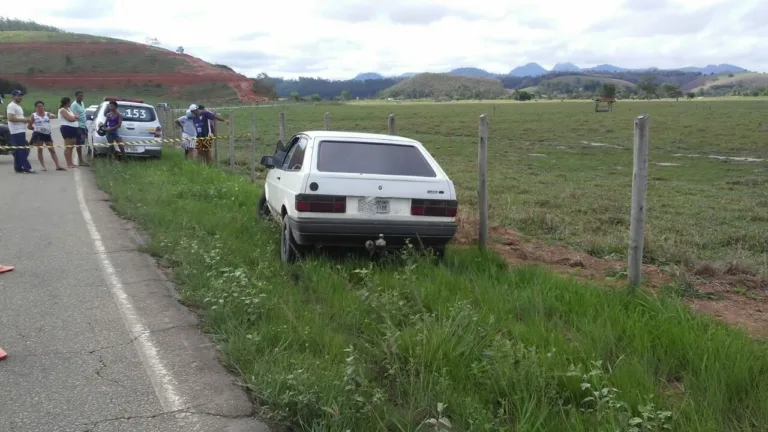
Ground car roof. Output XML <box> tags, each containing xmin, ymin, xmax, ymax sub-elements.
<box><xmin>98</xmin><ymin>100</ymin><xmax>153</xmax><ymax>109</ymax></box>
<box><xmin>301</xmin><ymin>131</ymin><xmax>420</xmax><ymax>145</ymax></box>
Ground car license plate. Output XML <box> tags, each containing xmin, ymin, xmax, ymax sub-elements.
<box><xmin>375</xmin><ymin>200</ymin><xmax>389</xmax><ymax>214</ymax></box>
<box><xmin>125</xmin><ymin>146</ymin><xmax>143</xmax><ymax>153</ymax></box>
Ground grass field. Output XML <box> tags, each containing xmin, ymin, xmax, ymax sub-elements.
<box><xmin>93</xmin><ymin>150</ymin><xmax>768</xmax><ymax>431</ymax></box>
<box><xmin>184</xmin><ymin>100</ymin><xmax>768</xmax><ymax>276</ymax></box>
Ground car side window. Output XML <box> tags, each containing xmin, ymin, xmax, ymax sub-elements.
<box><xmin>277</xmin><ymin>136</ymin><xmax>301</xmax><ymax>168</ymax></box>
<box><xmin>282</xmin><ymin>137</ymin><xmax>307</xmax><ymax>171</ymax></box>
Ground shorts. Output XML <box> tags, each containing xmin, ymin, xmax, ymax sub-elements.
<box><xmin>181</xmin><ymin>133</ymin><xmax>196</xmax><ymax>150</ymax></box>
<box><xmin>31</xmin><ymin>132</ymin><xmax>53</xmax><ymax>144</ymax></box>
<box><xmin>106</xmin><ymin>131</ymin><xmax>120</xmax><ymax>142</ymax></box>
<box><xmin>60</xmin><ymin>125</ymin><xmax>79</xmax><ymax>140</ymax></box>
<box><xmin>76</xmin><ymin>127</ymin><xmax>87</xmax><ymax>145</ymax></box>
<box><xmin>195</xmin><ymin>135</ymin><xmax>213</xmax><ymax>151</ymax></box>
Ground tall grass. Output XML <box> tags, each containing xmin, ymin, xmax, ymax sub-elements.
<box><xmin>93</xmin><ymin>151</ymin><xmax>768</xmax><ymax>431</ymax></box>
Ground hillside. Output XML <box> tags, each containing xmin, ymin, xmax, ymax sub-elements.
<box><xmin>547</xmin><ymin>75</ymin><xmax>636</xmax><ymax>88</ymax></box>
<box><xmin>381</xmin><ymin>73</ymin><xmax>505</xmax><ymax>100</ymax></box>
<box><xmin>448</xmin><ymin>67</ymin><xmax>496</xmax><ymax>78</ymax></box>
<box><xmin>682</xmin><ymin>72</ymin><xmax>768</xmax><ymax>92</ymax></box>
<box><xmin>0</xmin><ymin>28</ymin><xmax>265</xmax><ymax>103</ymax></box>
<box><xmin>510</xmin><ymin>63</ymin><xmax>548</xmax><ymax>77</ymax></box>
<box><xmin>353</xmin><ymin>72</ymin><xmax>384</xmax><ymax>80</ymax></box>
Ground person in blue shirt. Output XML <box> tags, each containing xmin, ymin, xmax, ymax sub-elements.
<box><xmin>70</xmin><ymin>91</ymin><xmax>90</xmax><ymax>166</ymax></box>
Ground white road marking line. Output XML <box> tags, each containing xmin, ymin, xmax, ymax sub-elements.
<box><xmin>74</xmin><ymin>169</ymin><xmax>185</xmax><ymax>412</ymax></box>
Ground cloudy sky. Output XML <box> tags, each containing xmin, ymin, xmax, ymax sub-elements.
<box><xmin>8</xmin><ymin>0</ymin><xmax>767</xmax><ymax>79</ymax></box>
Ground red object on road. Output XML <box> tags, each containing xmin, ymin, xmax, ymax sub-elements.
<box><xmin>0</xmin><ymin>265</ymin><xmax>14</xmax><ymax>274</ymax></box>
<box><xmin>0</xmin><ymin>346</ymin><xmax>7</xmax><ymax>360</ymax></box>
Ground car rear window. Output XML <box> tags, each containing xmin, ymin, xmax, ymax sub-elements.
<box><xmin>316</xmin><ymin>140</ymin><xmax>436</xmax><ymax>177</ymax></box>
<box><xmin>118</xmin><ymin>106</ymin><xmax>156</xmax><ymax>122</ymax></box>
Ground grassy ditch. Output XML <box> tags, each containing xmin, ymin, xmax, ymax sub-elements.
<box><xmin>93</xmin><ymin>151</ymin><xmax>768</xmax><ymax>431</ymax></box>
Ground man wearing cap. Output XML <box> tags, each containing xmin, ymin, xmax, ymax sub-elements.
<box><xmin>176</xmin><ymin>105</ymin><xmax>200</xmax><ymax>159</ymax></box>
<box><xmin>6</xmin><ymin>90</ymin><xmax>35</xmax><ymax>174</ymax></box>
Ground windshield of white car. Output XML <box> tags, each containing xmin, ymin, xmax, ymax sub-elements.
<box><xmin>116</xmin><ymin>106</ymin><xmax>156</xmax><ymax>122</ymax></box>
<box><xmin>316</xmin><ymin>141</ymin><xmax>437</xmax><ymax>177</ymax></box>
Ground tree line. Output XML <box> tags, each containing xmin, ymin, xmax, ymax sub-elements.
<box><xmin>0</xmin><ymin>78</ymin><xmax>27</xmax><ymax>96</ymax></box>
<box><xmin>0</xmin><ymin>17</ymin><xmax>65</xmax><ymax>32</ymax></box>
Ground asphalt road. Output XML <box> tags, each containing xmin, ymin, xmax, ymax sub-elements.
<box><xmin>0</xmin><ymin>121</ymin><xmax>269</xmax><ymax>432</ymax></box>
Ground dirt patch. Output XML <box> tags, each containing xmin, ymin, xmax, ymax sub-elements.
<box><xmin>454</xmin><ymin>215</ymin><xmax>768</xmax><ymax>338</ymax></box>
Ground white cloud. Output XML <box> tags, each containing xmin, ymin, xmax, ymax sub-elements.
<box><xmin>6</xmin><ymin>0</ymin><xmax>767</xmax><ymax>79</ymax></box>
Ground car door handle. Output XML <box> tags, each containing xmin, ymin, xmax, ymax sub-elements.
<box><xmin>276</xmin><ymin>176</ymin><xmax>281</xmax><ymax>180</ymax></box>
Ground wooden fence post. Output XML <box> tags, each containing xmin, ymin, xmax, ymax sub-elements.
<box><xmin>279</xmin><ymin>111</ymin><xmax>286</xmax><ymax>143</ymax></box>
<box><xmin>478</xmin><ymin>114</ymin><xmax>489</xmax><ymax>250</ymax></box>
<box><xmin>229</xmin><ymin>114</ymin><xmax>235</xmax><ymax>171</ymax></box>
<box><xmin>388</xmin><ymin>114</ymin><xmax>396</xmax><ymax>135</ymax></box>
<box><xmin>213</xmin><ymin>119</ymin><xmax>219</xmax><ymax>165</ymax></box>
<box><xmin>628</xmin><ymin>114</ymin><xmax>650</xmax><ymax>288</ymax></box>
<box><xmin>250</xmin><ymin>113</ymin><xmax>256</xmax><ymax>182</ymax></box>
<box><xmin>324</xmin><ymin>112</ymin><xmax>330</xmax><ymax>130</ymax></box>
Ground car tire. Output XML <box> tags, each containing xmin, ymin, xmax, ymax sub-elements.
<box><xmin>257</xmin><ymin>191</ymin><xmax>271</xmax><ymax>220</ymax></box>
<box><xmin>280</xmin><ymin>214</ymin><xmax>301</xmax><ymax>264</ymax></box>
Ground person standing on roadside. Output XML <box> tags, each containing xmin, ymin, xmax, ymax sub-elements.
<box><xmin>6</xmin><ymin>90</ymin><xmax>35</xmax><ymax>174</ymax></box>
<box><xmin>193</xmin><ymin>104</ymin><xmax>228</xmax><ymax>164</ymax></box>
<box><xmin>58</xmin><ymin>97</ymin><xmax>81</xmax><ymax>169</ymax></box>
<box><xmin>175</xmin><ymin>107</ymin><xmax>198</xmax><ymax>160</ymax></box>
<box><xmin>103</xmin><ymin>100</ymin><xmax>126</xmax><ymax>161</ymax></box>
<box><xmin>28</xmin><ymin>100</ymin><xmax>65</xmax><ymax>171</ymax></box>
<box><xmin>70</xmin><ymin>91</ymin><xmax>90</xmax><ymax>166</ymax></box>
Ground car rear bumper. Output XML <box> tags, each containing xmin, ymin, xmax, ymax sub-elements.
<box><xmin>287</xmin><ymin>216</ymin><xmax>457</xmax><ymax>248</ymax></box>
<box><xmin>93</xmin><ymin>143</ymin><xmax>162</xmax><ymax>158</ymax></box>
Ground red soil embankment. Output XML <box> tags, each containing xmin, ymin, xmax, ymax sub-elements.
<box><xmin>0</xmin><ymin>42</ymin><xmax>262</xmax><ymax>102</ymax></box>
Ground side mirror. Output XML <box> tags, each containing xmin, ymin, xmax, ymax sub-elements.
<box><xmin>260</xmin><ymin>155</ymin><xmax>275</xmax><ymax>168</ymax></box>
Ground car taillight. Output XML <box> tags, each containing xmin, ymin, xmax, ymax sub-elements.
<box><xmin>411</xmin><ymin>199</ymin><xmax>458</xmax><ymax>217</ymax></box>
<box><xmin>155</xmin><ymin>126</ymin><xmax>162</xmax><ymax>137</ymax></box>
<box><xmin>295</xmin><ymin>194</ymin><xmax>346</xmax><ymax>213</ymax></box>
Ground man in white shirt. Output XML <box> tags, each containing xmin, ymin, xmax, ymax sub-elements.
<box><xmin>175</xmin><ymin>104</ymin><xmax>201</xmax><ymax>159</ymax></box>
<box><xmin>6</xmin><ymin>90</ymin><xmax>34</xmax><ymax>174</ymax></box>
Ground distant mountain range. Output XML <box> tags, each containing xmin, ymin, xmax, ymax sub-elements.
<box><xmin>352</xmin><ymin>63</ymin><xmax>748</xmax><ymax>80</ymax></box>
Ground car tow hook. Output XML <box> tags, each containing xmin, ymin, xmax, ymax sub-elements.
<box><xmin>375</xmin><ymin>234</ymin><xmax>386</xmax><ymax>249</ymax></box>
<box><xmin>365</xmin><ymin>235</ymin><xmax>387</xmax><ymax>260</ymax></box>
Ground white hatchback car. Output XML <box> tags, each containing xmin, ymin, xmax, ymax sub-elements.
<box><xmin>257</xmin><ymin>131</ymin><xmax>459</xmax><ymax>263</ymax></box>
<box><xmin>88</xmin><ymin>97</ymin><xmax>163</xmax><ymax>159</ymax></box>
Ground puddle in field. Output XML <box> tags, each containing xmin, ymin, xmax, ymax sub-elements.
<box><xmin>656</xmin><ymin>163</ymin><xmax>681</xmax><ymax>166</ymax></box>
<box><xmin>529</xmin><ymin>153</ymin><xmax>547</xmax><ymax>157</ymax></box>
<box><xmin>581</xmin><ymin>141</ymin><xmax>625</xmax><ymax>149</ymax></box>
<box><xmin>673</xmin><ymin>154</ymin><xmax>764</xmax><ymax>162</ymax></box>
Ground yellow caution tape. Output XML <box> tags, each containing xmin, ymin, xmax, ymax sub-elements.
<box><xmin>0</xmin><ymin>134</ymin><xmax>255</xmax><ymax>150</ymax></box>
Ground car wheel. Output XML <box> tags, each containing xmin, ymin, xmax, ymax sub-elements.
<box><xmin>257</xmin><ymin>191</ymin><xmax>271</xmax><ymax>220</ymax></box>
<box><xmin>280</xmin><ymin>214</ymin><xmax>300</xmax><ymax>264</ymax></box>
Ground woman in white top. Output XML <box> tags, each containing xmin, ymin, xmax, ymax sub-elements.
<box><xmin>58</xmin><ymin>96</ymin><xmax>80</xmax><ymax>169</ymax></box>
<box><xmin>27</xmin><ymin>100</ymin><xmax>65</xmax><ymax>171</ymax></box>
